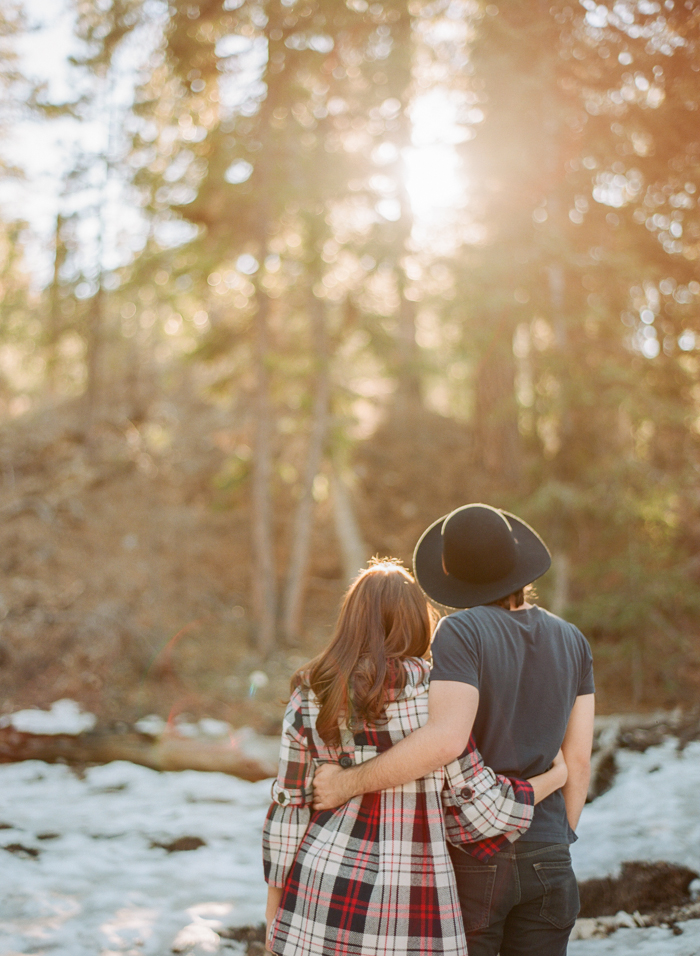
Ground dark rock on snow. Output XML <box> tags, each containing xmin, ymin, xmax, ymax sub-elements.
<box><xmin>579</xmin><ymin>861</ymin><xmax>699</xmax><ymax>918</ymax></box>
<box><xmin>150</xmin><ymin>836</ymin><xmax>206</xmax><ymax>853</ymax></box>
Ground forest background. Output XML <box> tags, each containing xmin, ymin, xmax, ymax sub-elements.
<box><xmin>0</xmin><ymin>0</ymin><xmax>699</xmax><ymax>733</ymax></box>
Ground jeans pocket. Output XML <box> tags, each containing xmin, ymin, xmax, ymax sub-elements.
<box><xmin>450</xmin><ymin>860</ymin><xmax>498</xmax><ymax>933</ymax></box>
<box><xmin>533</xmin><ymin>861</ymin><xmax>580</xmax><ymax>929</ymax></box>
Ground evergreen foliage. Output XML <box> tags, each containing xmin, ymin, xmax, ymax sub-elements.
<box><xmin>2</xmin><ymin>0</ymin><xmax>700</xmax><ymax>705</ymax></box>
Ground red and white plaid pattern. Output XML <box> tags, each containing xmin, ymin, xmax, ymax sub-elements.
<box><xmin>263</xmin><ymin>658</ymin><xmax>534</xmax><ymax>956</ymax></box>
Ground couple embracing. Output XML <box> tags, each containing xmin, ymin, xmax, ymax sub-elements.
<box><xmin>263</xmin><ymin>503</ymin><xmax>595</xmax><ymax>956</ymax></box>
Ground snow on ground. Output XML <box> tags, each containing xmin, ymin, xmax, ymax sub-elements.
<box><xmin>0</xmin><ymin>736</ymin><xmax>699</xmax><ymax>954</ymax></box>
<box><xmin>0</xmin><ymin>760</ymin><xmax>270</xmax><ymax>955</ymax></box>
<box><xmin>571</xmin><ymin>739</ymin><xmax>700</xmax><ymax>881</ymax></box>
<box><xmin>570</xmin><ymin>921</ymin><xmax>700</xmax><ymax>956</ymax></box>
<box><xmin>0</xmin><ymin>699</ymin><xmax>97</xmax><ymax>735</ymax></box>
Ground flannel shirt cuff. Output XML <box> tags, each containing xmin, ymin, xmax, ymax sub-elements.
<box><xmin>262</xmin><ymin>802</ymin><xmax>310</xmax><ymax>887</ymax></box>
<box><xmin>442</xmin><ymin>764</ymin><xmax>535</xmax><ymax>846</ymax></box>
<box><xmin>270</xmin><ymin>779</ymin><xmax>309</xmax><ymax>808</ymax></box>
<box><xmin>509</xmin><ymin>777</ymin><xmax>534</xmax><ymax>807</ymax></box>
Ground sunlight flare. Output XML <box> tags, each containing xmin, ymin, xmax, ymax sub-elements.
<box><xmin>404</xmin><ymin>89</ymin><xmax>467</xmax><ymax>221</ymax></box>
<box><xmin>403</xmin><ymin>144</ymin><xmax>464</xmax><ymax>219</ymax></box>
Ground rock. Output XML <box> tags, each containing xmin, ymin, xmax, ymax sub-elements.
<box><xmin>219</xmin><ymin>925</ymin><xmax>266</xmax><ymax>945</ymax></box>
<box><xmin>3</xmin><ymin>842</ymin><xmax>40</xmax><ymax>858</ymax></box>
<box><xmin>570</xmin><ymin>917</ymin><xmax>606</xmax><ymax>940</ymax></box>
<box><xmin>612</xmin><ymin>910</ymin><xmax>638</xmax><ymax>928</ymax></box>
<box><xmin>151</xmin><ymin>836</ymin><xmax>207</xmax><ymax>853</ymax></box>
<box><xmin>588</xmin><ymin>718</ymin><xmax>621</xmax><ymax>800</ymax></box>
<box><xmin>220</xmin><ymin>924</ymin><xmax>266</xmax><ymax>954</ymax></box>
<box><xmin>579</xmin><ymin>860</ymin><xmax>699</xmax><ymax>918</ymax></box>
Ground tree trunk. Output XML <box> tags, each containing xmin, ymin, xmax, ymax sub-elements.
<box><xmin>550</xmin><ymin>551</ymin><xmax>570</xmax><ymax>616</ymax></box>
<box><xmin>83</xmin><ymin>282</ymin><xmax>104</xmax><ymax>449</ymax></box>
<box><xmin>547</xmin><ymin>262</ymin><xmax>567</xmax><ymax>349</ymax></box>
<box><xmin>46</xmin><ymin>212</ymin><xmax>66</xmax><ymax>396</ymax></box>
<box><xmin>390</xmin><ymin>6</ymin><xmax>422</xmax><ymax>421</ymax></box>
<box><xmin>473</xmin><ymin>310</ymin><xmax>521</xmax><ymax>484</ymax></box>
<box><xmin>251</xmin><ymin>284</ymin><xmax>277</xmax><ymax>655</ymax></box>
<box><xmin>281</xmin><ymin>290</ymin><xmax>331</xmax><ymax>644</ymax></box>
<box><xmin>395</xmin><ymin>269</ymin><xmax>421</xmax><ymax>415</ymax></box>
<box><xmin>331</xmin><ymin>465</ymin><xmax>369</xmax><ymax>586</ymax></box>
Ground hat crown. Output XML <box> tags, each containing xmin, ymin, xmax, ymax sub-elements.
<box><xmin>441</xmin><ymin>505</ymin><xmax>516</xmax><ymax>585</ymax></box>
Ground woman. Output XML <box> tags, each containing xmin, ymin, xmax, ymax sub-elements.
<box><xmin>262</xmin><ymin>560</ymin><xmax>566</xmax><ymax>956</ymax></box>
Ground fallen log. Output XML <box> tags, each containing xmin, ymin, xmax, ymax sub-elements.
<box><xmin>1</xmin><ymin>708</ymin><xmax>692</xmax><ymax>788</ymax></box>
<box><xmin>0</xmin><ymin>725</ymin><xmax>279</xmax><ymax>781</ymax></box>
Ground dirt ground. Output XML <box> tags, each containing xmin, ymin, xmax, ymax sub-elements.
<box><xmin>0</xmin><ymin>394</ymin><xmax>338</xmax><ymax>731</ymax></box>
<box><xmin>0</xmin><ymin>392</ymin><xmax>686</xmax><ymax>731</ymax></box>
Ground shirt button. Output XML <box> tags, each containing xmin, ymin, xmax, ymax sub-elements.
<box><xmin>339</xmin><ymin>754</ymin><xmax>353</xmax><ymax>768</ymax></box>
<box><xmin>460</xmin><ymin>786</ymin><xmax>474</xmax><ymax>801</ymax></box>
<box><xmin>276</xmin><ymin>788</ymin><xmax>290</xmax><ymax>806</ymax></box>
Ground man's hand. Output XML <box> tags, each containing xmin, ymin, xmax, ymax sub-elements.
<box><xmin>312</xmin><ymin>762</ymin><xmax>358</xmax><ymax>811</ymax></box>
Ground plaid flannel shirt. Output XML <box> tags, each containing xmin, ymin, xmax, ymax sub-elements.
<box><xmin>262</xmin><ymin>659</ymin><xmax>534</xmax><ymax>956</ymax></box>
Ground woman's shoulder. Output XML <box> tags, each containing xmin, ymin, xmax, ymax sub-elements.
<box><xmin>284</xmin><ymin>683</ymin><xmax>314</xmax><ymax>721</ymax></box>
<box><xmin>404</xmin><ymin>656</ymin><xmax>430</xmax><ymax>680</ymax></box>
<box><xmin>282</xmin><ymin>684</ymin><xmax>322</xmax><ymax>743</ymax></box>
<box><xmin>391</xmin><ymin>657</ymin><xmax>430</xmax><ymax>701</ymax></box>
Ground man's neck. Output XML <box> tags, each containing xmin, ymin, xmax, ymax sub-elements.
<box><xmin>508</xmin><ymin>600</ymin><xmax>533</xmax><ymax>611</ymax></box>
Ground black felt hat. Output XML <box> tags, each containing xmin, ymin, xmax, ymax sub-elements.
<box><xmin>413</xmin><ymin>503</ymin><xmax>551</xmax><ymax>609</ymax></box>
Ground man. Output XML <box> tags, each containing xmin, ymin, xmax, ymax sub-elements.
<box><xmin>313</xmin><ymin>503</ymin><xmax>594</xmax><ymax>956</ymax></box>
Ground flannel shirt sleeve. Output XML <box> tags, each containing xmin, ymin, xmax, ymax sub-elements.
<box><xmin>262</xmin><ymin>689</ymin><xmax>314</xmax><ymax>887</ymax></box>
<box><xmin>441</xmin><ymin>735</ymin><xmax>534</xmax><ymax>846</ymax></box>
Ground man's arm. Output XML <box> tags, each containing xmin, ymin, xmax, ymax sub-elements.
<box><xmin>312</xmin><ymin>681</ymin><xmax>479</xmax><ymax>810</ymax></box>
<box><xmin>560</xmin><ymin>693</ymin><xmax>595</xmax><ymax>831</ymax></box>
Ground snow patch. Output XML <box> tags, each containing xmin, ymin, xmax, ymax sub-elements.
<box><xmin>0</xmin><ymin>760</ymin><xmax>270</xmax><ymax>955</ymax></box>
<box><xmin>571</xmin><ymin>740</ymin><xmax>700</xmax><ymax>880</ymax></box>
<box><xmin>0</xmin><ymin>698</ymin><xmax>97</xmax><ymax>735</ymax></box>
<box><xmin>0</xmin><ymin>735</ymin><xmax>698</xmax><ymax>954</ymax></box>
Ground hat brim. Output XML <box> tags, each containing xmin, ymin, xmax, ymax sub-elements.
<box><xmin>413</xmin><ymin>510</ymin><xmax>551</xmax><ymax>609</ymax></box>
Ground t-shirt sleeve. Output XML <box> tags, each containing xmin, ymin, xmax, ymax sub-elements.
<box><xmin>429</xmin><ymin>613</ymin><xmax>480</xmax><ymax>689</ymax></box>
<box><xmin>576</xmin><ymin>630</ymin><xmax>595</xmax><ymax>696</ymax></box>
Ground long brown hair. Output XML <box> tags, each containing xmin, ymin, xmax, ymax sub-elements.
<box><xmin>292</xmin><ymin>559</ymin><xmax>434</xmax><ymax>748</ymax></box>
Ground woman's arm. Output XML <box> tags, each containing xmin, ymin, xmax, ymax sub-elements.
<box><xmin>262</xmin><ymin>689</ymin><xmax>314</xmax><ymax>889</ymax></box>
<box><xmin>528</xmin><ymin>749</ymin><xmax>568</xmax><ymax>804</ymax></box>
<box><xmin>443</xmin><ymin>743</ymin><xmax>568</xmax><ymax>849</ymax></box>
<box><xmin>442</xmin><ymin>737</ymin><xmax>535</xmax><ymax>846</ymax></box>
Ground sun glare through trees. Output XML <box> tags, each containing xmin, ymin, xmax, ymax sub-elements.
<box><xmin>0</xmin><ymin>0</ymin><xmax>699</xmax><ymax>719</ymax></box>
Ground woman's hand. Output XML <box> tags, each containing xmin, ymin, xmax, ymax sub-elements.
<box><xmin>265</xmin><ymin>886</ymin><xmax>283</xmax><ymax>953</ymax></box>
<box><xmin>528</xmin><ymin>748</ymin><xmax>568</xmax><ymax>804</ymax></box>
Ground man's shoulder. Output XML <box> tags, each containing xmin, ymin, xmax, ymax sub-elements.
<box><xmin>447</xmin><ymin>604</ymin><xmax>589</xmax><ymax>647</ymax></box>
<box><xmin>444</xmin><ymin>605</ymin><xmax>499</xmax><ymax>625</ymax></box>
<box><xmin>535</xmin><ymin>605</ymin><xmax>588</xmax><ymax>641</ymax></box>
<box><xmin>439</xmin><ymin>606</ymin><xmax>491</xmax><ymax>636</ymax></box>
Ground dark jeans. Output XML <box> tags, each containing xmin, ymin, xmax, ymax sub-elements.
<box><xmin>449</xmin><ymin>841</ymin><xmax>579</xmax><ymax>956</ymax></box>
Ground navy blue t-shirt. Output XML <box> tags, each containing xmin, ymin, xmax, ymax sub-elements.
<box><xmin>430</xmin><ymin>604</ymin><xmax>594</xmax><ymax>844</ymax></box>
